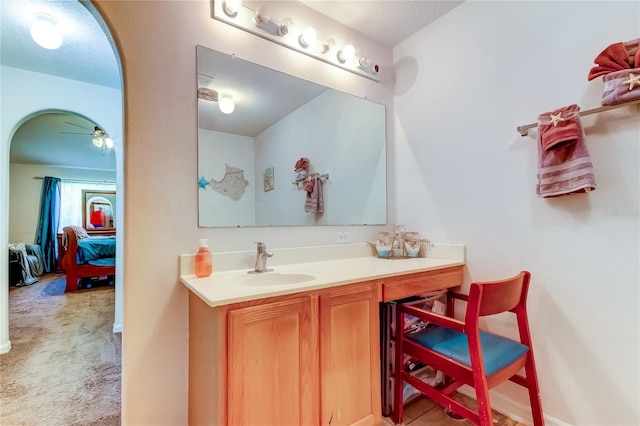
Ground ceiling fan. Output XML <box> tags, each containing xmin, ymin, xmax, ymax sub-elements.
<box><xmin>61</xmin><ymin>121</ymin><xmax>114</xmax><ymax>150</ymax></box>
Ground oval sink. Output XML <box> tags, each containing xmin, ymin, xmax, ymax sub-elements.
<box><xmin>239</xmin><ymin>272</ymin><xmax>316</xmax><ymax>286</ymax></box>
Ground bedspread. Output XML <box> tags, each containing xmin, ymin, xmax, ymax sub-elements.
<box><xmin>77</xmin><ymin>236</ymin><xmax>116</xmax><ymax>265</ymax></box>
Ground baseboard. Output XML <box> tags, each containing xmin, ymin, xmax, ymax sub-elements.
<box><xmin>112</xmin><ymin>322</ymin><xmax>122</xmax><ymax>333</ymax></box>
<box><xmin>458</xmin><ymin>386</ymin><xmax>569</xmax><ymax>426</ymax></box>
<box><xmin>0</xmin><ymin>339</ymin><xmax>12</xmax><ymax>354</ymax></box>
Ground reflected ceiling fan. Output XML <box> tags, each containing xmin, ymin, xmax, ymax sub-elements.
<box><xmin>61</xmin><ymin>121</ymin><xmax>114</xmax><ymax>151</ymax></box>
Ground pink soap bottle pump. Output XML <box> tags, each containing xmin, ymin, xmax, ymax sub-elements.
<box><xmin>195</xmin><ymin>238</ymin><xmax>212</xmax><ymax>278</ymax></box>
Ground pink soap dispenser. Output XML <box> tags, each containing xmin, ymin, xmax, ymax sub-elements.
<box><xmin>195</xmin><ymin>239</ymin><xmax>212</xmax><ymax>278</ymax></box>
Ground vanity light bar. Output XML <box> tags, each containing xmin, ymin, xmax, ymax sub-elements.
<box><xmin>212</xmin><ymin>1</ymin><xmax>380</xmax><ymax>82</ymax></box>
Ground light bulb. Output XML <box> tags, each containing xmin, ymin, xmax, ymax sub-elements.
<box><xmin>322</xmin><ymin>38</ymin><xmax>335</xmax><ymax>54</ymax></box>
<box><xmin>278</xmin><ymin>17</ymin><xmax>293</xmax><ymax>37</ymax></box>
<box><xmin>337</xmin><ymin>45</ymin><xmax>355</xmax><ymax>63</ymax></box>
<box><xmin>92</xmin><ymin>136</ymin><xmax>104</xmax><ymax>148</ymax></box>
<box><xmin>218</xmin><ymin>94</ymin><xmax>235</xmax><ymax>114</ymax></box>
<box><xmin>359</xmin><ymin>55</ymin><xmax>372</xmax><ymax>68</ymax></box>
<box><xmin>31</xmin><ymin>13</ymin><xmax>62</xmax><ymax>50</ymax></box>
<box><xmin>255</xmin><ymin>6</ymin><xmax>270</xmax><ymax>25</ymax></box>
<box><xmin>105</xmin><ymin>137</ymin><xmax>114</xmax><ymax>149</ymax></box>
<box><xmin>298</xmin><ymin>27</ymin><xmax>317</xmax><ymax>48</ymax></box>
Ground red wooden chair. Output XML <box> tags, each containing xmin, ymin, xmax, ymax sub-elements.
<box><xmin>392</xmin><ymin>271</ymin><xmax>544</xmax><ymax>425</ymax></box>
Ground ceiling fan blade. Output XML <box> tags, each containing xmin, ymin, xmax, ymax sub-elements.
<box><xmin>60</xmin><ymin>131</ymin><xmax>93</xmax><ymax>135</ymax></box>
<box><xmin>64</xmin><ymin>121</ymin><xmax>93</xmax><ymax>131</ymax></box>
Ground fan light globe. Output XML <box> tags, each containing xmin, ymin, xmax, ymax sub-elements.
<box><xmin>92</xmin><ymin>136</ymin><xmax>104</xmax><ymax>148</ymax></box>
<box><xmin>31</xmin><ymin>13</ymin><xmax>62</xmax><ymax>49</ymax></box>
<box><xmin>105</xmin><ymin>137</ymin><xmax>114</xmax><ymax>149</ymax></box>
<box><xmin>218</xmin><ymin>94</ymin><xmax>235</xmax><ymax>114</ymax></box>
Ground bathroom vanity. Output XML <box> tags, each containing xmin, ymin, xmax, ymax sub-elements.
<box><xmin>180</xmin><ymin>244</ymin><xmax>464</xmax><ymax>425</ymax></box>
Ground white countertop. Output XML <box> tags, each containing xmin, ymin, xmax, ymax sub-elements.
<box><xmin>180</xmin><ymin>243</ymin><xmax>465</xmax><ymax>307</ymax></box>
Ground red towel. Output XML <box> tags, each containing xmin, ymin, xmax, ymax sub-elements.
<box><xmin>294</xmin><ymin>157</ymin><xmax>309</xmax><ymax>171</ymax></box>
<box><xmin>537</xmin><ymin>104</ymin><xmax>581</xmax><ymax>151</ymax></box>
<box><xmin>587</xmin><ymin>42</ymin><xmax>631</xmax><ymax>81</ymax></box>
<box><xmin>536</xmin><ymin>105</ymin><xmax>596</xmax><ymax>198</ymax></box>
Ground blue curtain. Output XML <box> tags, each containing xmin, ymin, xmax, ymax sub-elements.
<box><xmin>34</xmin><ymin>176</ymin><xmax>61</xmax><ymax>273</ymax></box>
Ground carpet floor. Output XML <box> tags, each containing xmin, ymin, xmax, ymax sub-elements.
<box><xmin>0</xmin><ymin>273</ymin><xmax>121</xmax><ymax>425</ymax></box>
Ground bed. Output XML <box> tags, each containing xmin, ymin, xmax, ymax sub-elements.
<box><xmin>61</xmin><ymin>226</ymin><xmax>115</xmax><ymax>292</ymax></box>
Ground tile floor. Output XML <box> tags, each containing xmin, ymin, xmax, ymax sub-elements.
<box><xmin>383</xmin><ymin>394</ymin><xmax>526</xmax><ymax>426</ymax></box>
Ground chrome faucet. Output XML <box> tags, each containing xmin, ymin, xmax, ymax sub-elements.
<box><xmin>251</xmin><ymin>241</ymin><xmax>273</xmax><ymax>273</ymax></box>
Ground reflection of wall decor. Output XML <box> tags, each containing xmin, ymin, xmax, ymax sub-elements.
<box><xmin>82</xmin><ymin>190</ymin><xmax>116</xmax><ymax>230</ymax></box>
<box><xmin>264</xmin><ymin>167</ymin><xmax>275</xmax><ymax>192</ymax></box>
<box><xmin>199</xmin><ymin>164</ymin><xmax>249</xmax><ymax>201</ymax></box>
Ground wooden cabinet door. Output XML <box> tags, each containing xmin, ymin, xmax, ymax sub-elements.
<box><xmin>319</xmin><ymin>284</ymin><xmax>381</xmax><ymax>426</ymax></box>
<box><xmin>227</xmin><ymin>297</ymin><xmax>319</xmax><ymax>426</ymax></box>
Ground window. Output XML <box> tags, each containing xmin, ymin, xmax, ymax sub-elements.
<box><xmin>59</xmin><ymin>181</ymin><xmax>116</xmax><ymax>232</ymax></box>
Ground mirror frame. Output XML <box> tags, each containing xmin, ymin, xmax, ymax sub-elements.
<box><xmin>82</xmin><ymin>190</ymin><xmax>116</xmax><ymax>232</ymax></box>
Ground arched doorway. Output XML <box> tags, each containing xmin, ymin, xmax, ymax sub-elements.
<box><xmin>0</xmin><ymin>0</ymin><xmax>124</xmax><ymax>422</ymax></box>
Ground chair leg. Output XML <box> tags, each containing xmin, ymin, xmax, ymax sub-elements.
<box><xmin>475</xmin><ymin>380</ymin><xmax>494</xmax><ymax>426</ymax></box>
<box><xmin>524</xmin><ymin>354</ymin><xmax>545</xmax><ymax>425</ymax></box>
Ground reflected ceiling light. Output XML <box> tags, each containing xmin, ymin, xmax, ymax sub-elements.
<box><xmin>223</xmin><ymin>0</ymin><xmax>240</xmax><ymax>17</ymax></box>
<box><xmin>337</xmin><ymin>44</ymin><xmax>355</xmax><ymax>63</ymax></box>
<box><xmin>31</xmin><ymin>13</ymin><xmax>62</xmax><ymax>50</ymax></box>
<box><xmin>198</xmin><ymin>87</ymin><xmax>235</xmax><ymax>114</ymax></box>
<box><xmin>218</xmin><ymin>93</ymin><xmax>235</xmax><ymax>114</ymax></box>
<box><xmin>298</xmin><ymin>27</ymin><xmax>317</xmax><ymax>48</ymax></box>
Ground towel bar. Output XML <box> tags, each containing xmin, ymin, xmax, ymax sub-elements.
<box><xmin>517</xmin><ymin>98</ymin><xmax>640</xmax><ymax>136</ymax></box>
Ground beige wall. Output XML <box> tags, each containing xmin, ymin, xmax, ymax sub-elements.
<box><xmin>95</xmin><ymin>2</ymin><xmax>393</xmax><ymax>424</ymax></box>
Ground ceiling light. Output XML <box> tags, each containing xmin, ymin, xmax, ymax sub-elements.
<box><xmin>223</xmin><ymin>0</ymin><xmax>240</xmax><ymax>17</ymax></box>
<box><xmin>105</xmin><ymin>137</ymin><xmax>114</xmax><ymax>149</ymax></box>
<box><xmin>298</xmin><ymin>27</ymin><xmax>317</xmax><ymax>48</ymax></box>
<box><xmin>337</xmin><ymin>45</ymin><xmax>355</xmax><ymax>63</ymax></box>
<box><xmin>218</xmin><ymin>93</ymin><xmax>235</xmax><ymax>114</ymax></box>
<box><xmin>31</xmin><ymin>13</ymin><xmax>62</xmax><ymax>50</ymax></box>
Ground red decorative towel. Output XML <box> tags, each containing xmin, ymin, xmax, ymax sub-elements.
<box><xmin>294</xmin><ymin>157</ymin><xmax>309</xmax><ymax>171</ymax></box>
<box><xmin>601</xmin><ymin>68</ymin><xmax>640</xmax><ymax>106</ymax></box>
<box><xmin>537</xmin><ymin>104</ymin><xmax>581</xmax><ymax>151</ymax></box>
<box><xmin>536</xmin><ymin>105</ymin><xmax>596</xmax><ymax>198</ymax></box>
<box><xmin>588</xmin><ymin>42</ymin><xmax>631</xmax><ymax>81</ymax></box>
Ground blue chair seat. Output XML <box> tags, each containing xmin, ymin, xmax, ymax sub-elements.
<box><xmin>406</xmin><ymin>326</ymin><xmax>529</xmax><ymax>376</ymax></box>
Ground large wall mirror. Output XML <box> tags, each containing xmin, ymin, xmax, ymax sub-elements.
<box><xmin>197</xmin><ymin>45</ymin><xmax>387</xmax><ymax>227</ymax></box>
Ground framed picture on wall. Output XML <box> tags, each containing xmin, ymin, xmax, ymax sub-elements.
<box><xmin>263</xmin><ymin>167</ymin><xmax>274</xmax><ymax>192</ymax></box>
